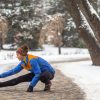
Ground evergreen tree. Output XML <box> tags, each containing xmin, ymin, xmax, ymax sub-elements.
<box><xmin>0</xmin><ymin>0</ymin><xmax>43</xmax><ymax>49</ymax></box>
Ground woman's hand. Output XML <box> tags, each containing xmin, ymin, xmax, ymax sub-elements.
<box><xmin>27</xmin><ymin>85</ymin><xmax>33</xmax><ymax>92</ymax></box>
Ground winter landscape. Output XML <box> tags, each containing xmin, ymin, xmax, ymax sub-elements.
<box><xmin>0</xmin><ymin>45</ymin><xmax>99</xmax><ymax>100</ymax></box>
<box><xmin>0</xmin><ymin>0</ymin><xmax>100</xmax><ymax>100</ymax></box>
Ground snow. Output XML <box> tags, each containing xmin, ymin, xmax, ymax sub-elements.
<box><xmin>97</xmin><ymin>0</ymin><xmax>100</xmax><ymax>13</ymax></box>
<box><xmin>79</xmin><ymin>10</ymin><xmax>96</xmax><ymax>39</ymax></box>
<box><xmin>0</xmin><ymin>45</ymin><xmax>89</xmax><ymax>64</ymax></box>
<box><xmin>57</xmin><ymin>61</ymin><xmax>100</xmax><ymax>100</ymax></box>
<box><xmin>67</xmin><ymin>18</ymin><xmax>76</xmax><ymax>31</ymax></box>
<box><xmin>1</xmin><ymin>9</ymin><xmax>12</xmax><ymax>15</ymax></box>
<box><xmin>86</xmin><ymin>0</ymin><xmax>100</xmax><ymax>20</ymax></box>
<box><xmin>0</xmin><ymin>44</ymin><xmax>100</xmax><ymax>100</ymax></box>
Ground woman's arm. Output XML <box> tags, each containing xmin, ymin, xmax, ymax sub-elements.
<box><xmin>29</xmin><ymin>59</ymin><xmax>41</xmax><ymax>87</ymax></box>
<box><xmin>0</xmin><ymin>62</ymin><xmax>23</xmax><ymax>78</ymax></box>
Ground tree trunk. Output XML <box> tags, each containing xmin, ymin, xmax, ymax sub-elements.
<box><xmin>97</xmin><ymin>0</ymin><xmax>100</xmax><ymax>15</ymax></box>
<box><xmin>80</xmin><ymin>0</ymin><xmax>100</xmax><ymax>42</ymax></box>
<box><xmin>0</xmin><ymin>32</ymin><xmax>3</xmax><ymax>49</ymax></box>
<box><xmin>63</xmin><ymin>0</ymin><xmax>100</xmax><ymax>65</ymax></box>
<box><xmin>89</xmin><ymin>0</ymin><xmax>98</xmax><ymax>11</ymax></box>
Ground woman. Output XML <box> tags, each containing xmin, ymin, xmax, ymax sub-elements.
<box><xmin>0</xmin><ymin>44</ymin><xmax>55</xmax><ymax>92</ymax></box>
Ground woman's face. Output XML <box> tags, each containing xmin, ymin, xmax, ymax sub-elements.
<box><xmin>16</xmin><ymin>53</ymin><xmax>24</xmax><ymax>61</ymax></box>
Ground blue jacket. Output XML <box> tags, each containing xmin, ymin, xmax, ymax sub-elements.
<box><xmin>0</xmin><ymin>54</ymin><xmax>55</xmax><ymax>88</ymax></box>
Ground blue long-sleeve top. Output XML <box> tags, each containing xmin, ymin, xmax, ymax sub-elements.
<box><xmin>0</xmin><ymin>54</ymin><xmax>55</xmax><ymax>88</ymax></box>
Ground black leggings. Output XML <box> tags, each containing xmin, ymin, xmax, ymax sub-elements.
<box><xmin>0</xmin><ymin>71</ymin><xmax>54</xmax><ymax>87</ymax></box>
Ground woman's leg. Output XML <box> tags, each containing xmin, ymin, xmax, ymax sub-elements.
<box><xmin>40</xmin><ymin>71</ymin><xmax>54</xmax><ymax>91</ymax></box>
<box><xmin>0</xmin><ymin>73</ymin><xmax>34</xmax><ymax>87</ymax></box>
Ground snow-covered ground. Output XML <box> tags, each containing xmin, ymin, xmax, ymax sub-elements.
<box><xmin>0</xmin><ymin>44</ymin><xmax>89</xmax><ymax>65</ymax></box>
<box><xmin>56</xmin><ymin>61</ymin><xmax>100</xmax><ymax>100</ymax></box>
<box><xmin>0</xmin><ymin>45</ymin><xmax>100</xmax><ymax>100</ymax></box>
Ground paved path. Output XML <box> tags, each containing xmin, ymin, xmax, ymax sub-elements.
<box><xmin>0</xmin><ymin>64</ymin><xmax>85</xmax><ymax>100</ymax></box>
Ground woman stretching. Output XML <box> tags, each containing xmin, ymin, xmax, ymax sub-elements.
<box><xmin>0</xmin><ymin>44</ymin><xmax>55</xmax><ymax>92</ymax></box>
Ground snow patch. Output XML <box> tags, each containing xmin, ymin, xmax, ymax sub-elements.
<box><xmin>57</xmin><ymin>61</ymin><xmax>100</xmax><ymax>100</ymax></box>
<box><xmin>79</xmin><ymin>10</ymin><xmax>97</xmax><ymax>40</ymax></box>
<box><xmin>86</xmin><ymin>0</ymin><xmax>100</xmax><ymax>20</ymax></box>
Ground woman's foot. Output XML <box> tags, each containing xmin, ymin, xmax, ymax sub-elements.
<box><xmin>44</xmin><ymin>81</ymin><xmax>52</xmax><ymax>91</ymax></box>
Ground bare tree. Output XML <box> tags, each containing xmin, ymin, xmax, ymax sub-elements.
<box><xmin>63</xmin><ymin>0</ymin><xmax>100</xmax><ymax>65</ymax></box>
<box><xmin>0</xmin><ymin>16</ymin><xmax>8</xmax><ymax>49</ymax></box>
<box><xmin>78</xmin><ymin>0</ymin><xmax>100</xmax><ymax>42</ymax></box>
<box><xmin>39</xmin><ymin>13</ymin><xmax>64</xmax><ymax>54</ymax></box>
<box><xmin>39</xmin><ymin>13</ymin><xmax>64</xmax><ymax>47</ymax></box>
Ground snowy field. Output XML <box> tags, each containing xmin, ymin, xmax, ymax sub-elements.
<box><xmin>0</xmin><ymin>45</ymin><xmax>100</xmax><ymax>100</ymax></box>
<box><xmin>56</xmin><ymin>61</ymin><xmax>100</xmax><ymax>100</ymax></box>
<box><xmin>0</xmin><ymin>45</ymin><xmax>89</xmax><ymax>65</ymax></box>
